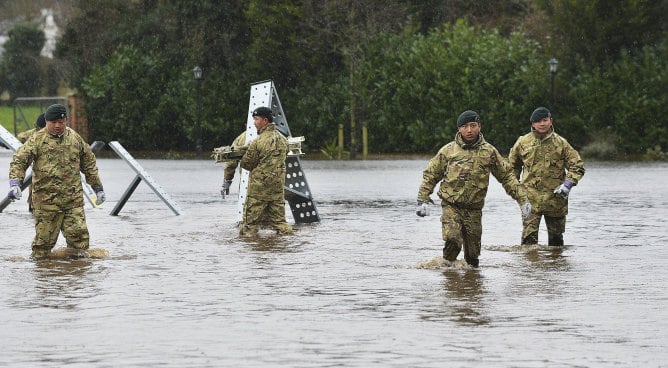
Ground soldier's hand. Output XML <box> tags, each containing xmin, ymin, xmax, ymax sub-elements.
<box><xmin>221</xmin><ymin>179</ymin><xmax>232</xmax><ymax>197</ymax></box>
<box><xmin>553</xmin><ymin>180</ymin><xmax>574</xmax><ymax>198</ymax></box>
<box><xmin>521</xmin><ymin>202</ymin><xmax>532</xmax><ymax>219</ymax></box>
<box><xmin>94</xmin><ymin>188</ymin><xmax>106</xmax><ymax>205</ymax></box>
<box><xmin>8</xmin><ymin>179</ymin><xmax>21</xmax><ymax>200</ymax></box>
<box><xmin>416</xmin><ymin>201</ymin><xmax>429</xmax><ymax>217</ymax></box>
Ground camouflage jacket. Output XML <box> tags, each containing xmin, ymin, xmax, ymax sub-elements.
<box><xmin>224</xmin><ymin>131</ymin><xmax>247</xmax><ymax>181</ymax></box>
<box><xmin>508</xmin><ymin>127</ymin><xmax>585</xmax><ymax>216</ymax></box>
<box><xmin>240</xmin><ymin>124</ymin><xmax>288</xmax><ymax>201</ymax></box>
<box><xmin>9</xmin><ymin>127</ymin><xmax>103</xmax><ymax>211</ymax></box>
<box><xmin>418</xmin><ymin>132</ymin><xmax>527</xmax><ymax>210</ymax></box>
<box><xmin>17</xmin><ymin>128</ymin><xmax>40</xmax><ymax>143</ymax></box>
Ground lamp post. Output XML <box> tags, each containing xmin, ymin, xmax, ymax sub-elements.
<box><xmin>193</xmin><ymin>65</ymin><xmax>203</xmax><ymax>157</ymax></box>
<box><xmin>548</xmin><ymin>58</ymin><xmax>558</xmax><ymax>114</ymax></box>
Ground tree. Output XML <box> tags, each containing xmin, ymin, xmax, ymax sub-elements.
<box><xmin>357</xmin><ymin>21</ymin><xmax>546</xmax><ymax>153</ymax></box>
<box><xmin>0</xmin><ymin>22</ymin><xmax>45</xmax><ymax>99</ymax></box>
<box><xmin>544</xmin><ymin>0</ymin><xmax>667</xmax><ymax>70</ymax></box>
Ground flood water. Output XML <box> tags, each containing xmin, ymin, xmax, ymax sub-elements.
<box><xmin>1</xmin><ymin>148</ymin><xmax>667</xmax><ymax>367</ymax></box>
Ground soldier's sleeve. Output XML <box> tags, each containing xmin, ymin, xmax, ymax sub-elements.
<box><xmin>79</xmin><ymin>139</ymin><xmax>103</xmax><ymax>189</ymax></box>
<box><xmin>223</xmin><ymin>131</ymin><xmax>247</xmax><ymax>180</ymax></box>
<box><xmin>491</xmin><ymin>148</ymin><xmax>528</xmax><ymax>204</ymax></box>
<box><xmin>507</xmin><ymin>139</ymin><xmax>523</xmax><ymax>180</ymax></box>
<box><xmin>563</xmin><ymin>140</ymin><xmax>585</xmax><ymax>185</ymax></box>
<box><xmin>8</xmin><ymin>139</ymin><xmax>34</xmax><ymax>182</ymax></box>
<box><xmin>240</xmin><ymin>140</ymin><xmax>260</xmax><ymax>171</ymax></box>
<box><xmin>232</xmin><ymin>131</ymin><xmax>247</xmax><ymax>147</ymax></box>
<box><xmin>417</xmin><ymin>149</ymin><xmax>447</xmax><ymax>203</ymax></box>
<box><xmin>17</xmin><ymin>130</ymin><xmax>28</xmax><ymax>144</ymax></box>
<box><xmin>224</xmin><ymin>160</ymin><xmax>240</xmax><ymax>181</ymax></box>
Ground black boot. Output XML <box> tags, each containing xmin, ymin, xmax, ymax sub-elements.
<box><xmin>465</xmin><ymin>257</ymin><xmax>479</xmax><ymax>268</ymax></box>
<box><xmin>443</xmin><ymin>241</ymin><xmax>461</xmax><ymax>261</ymax></box>
<box><xmin>548</xmin><ymin>234</ymin><xmax>564</xmax><ymax>246</ymax></box>
<box><xmin>522</xmin><ymin>232</ymin><xmax>538</xmax><ymax>245</ymax></box>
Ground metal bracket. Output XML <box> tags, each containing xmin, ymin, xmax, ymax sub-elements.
<box><xmin>107</xmin><ymin>141</ymin><xmax>182</xmax><ymax>216</ymax></box>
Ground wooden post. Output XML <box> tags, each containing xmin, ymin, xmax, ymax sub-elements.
<box><xmin>362</xmin><ymin>125</ymin><xmax>368</xmax><ymax>160</ymax></box>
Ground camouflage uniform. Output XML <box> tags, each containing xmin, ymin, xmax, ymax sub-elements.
<box><xmin>508</xmin><ymin>126</ymin><xmax>585</xmax><ymax>245</ymax></box>
<box><xmin>17</xmin><ymin>128</ymin><xmax>39</xmax><ymax>144</ymax></box>
<box><xmin>16</xmin><ymin>127</ymin><xmax>43</xmax><ymax>213</ymax></box>
<box><xmin>239</xmin><ymin>124</ymin><xmax>292</xmax><ymax>235</ymax></box>
<box><xmin>418</xmin><ymin>132</ymin><xmax>528</xmax><ymax>264</ymax></box>
<box><xmin>9</xmin><ymin>127</ymin><xmax>104</xmax><ymax>258</ymax></box>
<box><xmin>223</xmin><ymin>131</ymin><xmax>247</xmax><ymax>181</ymax></box>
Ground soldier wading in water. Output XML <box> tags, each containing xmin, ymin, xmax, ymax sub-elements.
<box><xmin>416</xmin><ymin>110</ymin><xmax>531</xmax><ymax>267</ymax></box>
<box><xmin>238</xmin><ymin>107</ymin><xmax>293</xmax><ymax>236</ymax></box>
<box><xmin>508</xmin><ymin>107</ymin><xmax>585</xmax><ymax>246</ymax></box>
<box><xmin>8</xmin><ymin>104</ymin><xmax>106</xmax><ymax>259</ymax></box>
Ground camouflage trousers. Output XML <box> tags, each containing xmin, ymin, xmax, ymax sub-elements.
<box><xmin>240</xmin><ymin>197</ymin><xmax>293</xmax><ymax>236</ymax></box>
<box><xmin>31</xmin><ymin>207</ymin><xmax>90</xmax><ymax>258</ymax></box>
<box><xmin>521</xmin><ymin>211</ymin><xmax>566</xmax><ymax>246</ymax></box>
<box><xmin>440</xmin><ymin>204</ymin><xmax>482</xmax><ymax>262</ymax></box>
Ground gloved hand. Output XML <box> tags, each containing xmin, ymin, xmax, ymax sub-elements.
<box><xmin>94</xmin><ymin>188</ymin><xmax>106</xmax><ymax>205</ymax></box>
<box><xmin>553</xmin><ymin>180</ymin><xmax>574</xmax><ymax>198</ymax></box>
<box><xmin>8</xmin><ymin>179</ymin><xmax>21</xmax><ymax>200</ymax></box>
<box><xmin>416</xmin><ymin>201</ymin><xmax>429</xmax><ymax>217</ymax></box>
<box><xmin>520</xmin><ymin>202</ymin><xmax>532</xmax><ymax>219</ymax></box>
<box><xmin>221</xmin><ymin>179</ymin><xmax>232</xmax><ymax>198</ymax></box>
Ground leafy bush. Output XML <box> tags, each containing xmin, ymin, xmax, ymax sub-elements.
<box><xmin>570</xmin><ymin>41</ymin><xmax>668</xmax><ymax>155</ymax></box>
<box><xmin>356</xmin><ymin>21</ymin><xmax>547</xmax><ymax>153</ymax></box>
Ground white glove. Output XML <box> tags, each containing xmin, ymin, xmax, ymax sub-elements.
<box><xmin>416</xmin><ymin>201</ymin><xmax>429</xmax><ymax>217</ymax></box>
<box><xmin>521</xmin><ymin>202</ymin><xmax>532</xmax><ymax>219</ymax></box>
<box><xmin>553</xmin><ymin>180</ymin><xmax>574</xmax><ymax>198</ymax></box>
<box><xmin>94</xmin><ymin>188</ymin><xmax>106</xmax><ymax>205</ymax></box>
<box><xmin>8</xmin><ymin>179</ymin><xmax>21</xmax><ymax>200</ymax></box>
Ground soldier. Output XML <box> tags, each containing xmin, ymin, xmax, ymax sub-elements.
<box><xmin>238</xmin><ymin>106</ymin><xmax>293</xmax><ymax>236</ymax></box>
<box><xmin>17</xmin><ymin>113</ymin><xmax>46</xmax><ymax>213</ymax></box>
<box><xmin>416</xmin><ymin>110</ymin><xmax>531</xmax><ymax>267</ymax></box>
<box><xmin>17</xmin><ymin>113</ymin><xmax>46</xmax><ymax>143</ymax></box>
<box><xmin>508</xmin><ymin>107</ymin><xmax>585</xmax><ymax>246</ymax></box>
<box><xmin>7</xmin><ymin>104</ymin><xmax>106</xmax><ymax>259</ymax></box>
<box><xmin>221</xmin><ymin>130</ymin><xmax>246</xmax><ymax>197</ymax></box>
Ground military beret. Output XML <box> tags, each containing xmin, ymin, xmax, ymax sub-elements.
<box><xmin>45</xmin><ymin>104</ymin><xmax>67</xmax><ymax>121</ymax></box>
<box><xmin>252</xmin><ymin>106</ymin><xmax>273</xmax><ymax>122</ymax></box>
<box><xmin>457</xmin><ymin>110</ymin><xmax>481</xmax><ymax>127</ymax></box>
<box><xmin>530</xmin><ymin>107</ymin><xmax>551</xmax><ymax>122</ymax></box>
<box><xmin>35</xmin><ymin>113</ymin><xmax>46</xmax><ymax>128</ymax></box>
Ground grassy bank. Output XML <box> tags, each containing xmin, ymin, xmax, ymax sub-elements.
<box><xmin>0</xmin><ymin>106</ymin><xmax>43</xmax><ymax>134</ymax></box>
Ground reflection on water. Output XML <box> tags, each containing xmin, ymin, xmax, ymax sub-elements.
<box><xmin>522</xmin><ymin>246</ymin><xmax>570</xmax><ymax>270</ymax></box>
<box><xmin>13</xmin><ymin>258</ymin><xmax>100</xmax><ymax>311</ymax></box>
<box><xmin>0</xmin><ymin>156</ymin><xmax>667</xmax><ymax>367</ymax></box>
<box><xmin>442</xmin><ymin>269</ymin><xmax>490</xmax><ymax>326</ymax></box>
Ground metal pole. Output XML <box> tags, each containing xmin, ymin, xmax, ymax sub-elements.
<box><xmin>550</xmin><ymin>72</ymin><xmax>555</xmax><ymax>113</ymax></box>
<box><xmin>196</xmin><ymin>79</ymin><xmax>202</xmax><ymax>157</ymax></box>
<box><xmin>548</xmin><ymin>58</ymin><xmax>558</xmax><ymax>114</ymax></box>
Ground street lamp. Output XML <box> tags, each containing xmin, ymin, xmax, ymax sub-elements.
<box><xmin>548</xmin><ymin>58</ymin><xmax>558</xmax><ymax>114</ymax></box>
<box><xmin>193</xmin><ymin>65</ymin><xmax>203</xmax><ymax>157</ymax></box>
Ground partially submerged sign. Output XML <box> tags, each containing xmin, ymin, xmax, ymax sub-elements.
<box><xmin>107</xmin><ymin>141</ymin><xmax>182</xmax><ymax>216</ymax></box>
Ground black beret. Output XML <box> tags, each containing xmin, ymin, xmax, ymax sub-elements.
<box><xmin>530</xmin><ymin>107</ymin><xmax>551</xmax><ymax>122</ymax></box>
<box><xmin>35</xmin><ymin>113</ymin><xmax>46</xmax><ymax>128</ymax></box>
<box><xmin>45</xmin><ymin>104</ymin><xmax>67</xmax><ymax>121</ymax></box>
<box><xmin>457</xmin><ymin>110</ymin><xmax>481</xmax><ymax>127</ymax></box>
<box><xmin>252</xmin><ymin>106</ymin><xmax>273</xmax><ymax>122</ymax></box>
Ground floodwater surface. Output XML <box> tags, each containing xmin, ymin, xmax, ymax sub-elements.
<box><xmin>1</xmin><ymin>149</ymin><xmax>667</xmax><ymax>367</ymax></box>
